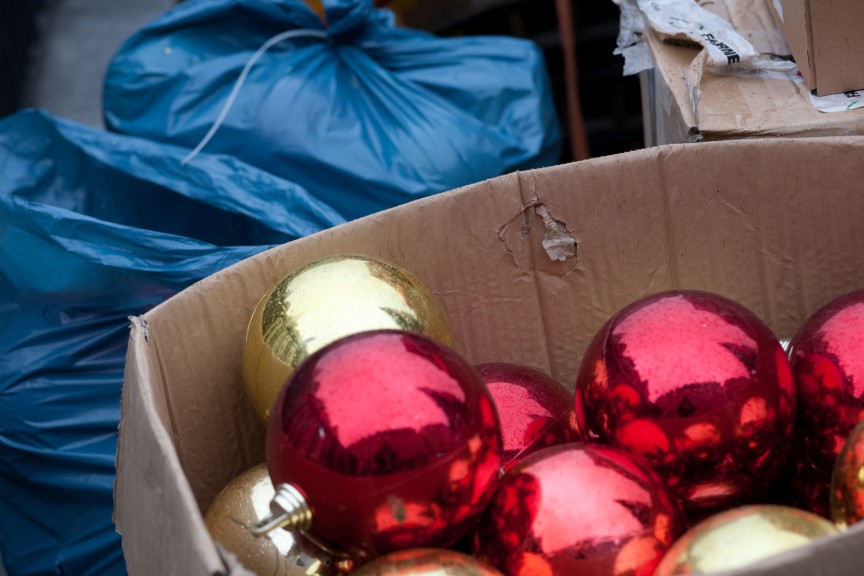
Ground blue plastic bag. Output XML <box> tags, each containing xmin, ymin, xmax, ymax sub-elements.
<box><xmin>0</xmin><ymin>109</ymin><xmax>344</xmax><ymax>576</ymax></box>
<box><xmin>103</xmin><ymin>0</ymin><xmax>562</xmax><ymax>221</ymax></box>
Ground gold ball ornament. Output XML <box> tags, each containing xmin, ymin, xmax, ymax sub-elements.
<box><xmin>351</xmin><ymin>549</ymin><xmax>504</xmax><ymax>576</ymax></box>
<box><xmin>204</xmin><ymin>464</ymin><xmax>350</xmax><ymax>576</ymax></box>
<box><xmin>831</xmin><ymin>418</ymin><xmax>864</xmax><ymax>528</ymax></box>
<box><xmin>243</xmin><ymin>254</ymin><xmax>453</xmax><ymax>421</ymax></box>
<box><xmin>654</xmin><ymin>505</ymin><xmax>840</xmax><ymax>575</ymax></box>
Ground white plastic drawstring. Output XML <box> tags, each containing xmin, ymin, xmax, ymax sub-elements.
<box><xmin>181</xmin><ymin>28</ymin><xmax>330</xmax><ymax>165</ymax></box>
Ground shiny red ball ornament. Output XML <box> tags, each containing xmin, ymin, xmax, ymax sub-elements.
<box><xmin>475</xmin><ymin>362</ymin><xmax>581</xmax><ymax>472</ymax></box>
<box><xmin>264</xmin><ymin>330</ymin><xmax>503</xmax><ymax>560</ymax></box>
<box><xmin>575</xmin><ymin>290</ymin><xmax>796</xmax><ymax>512</ymax></box>
<box><xmin>789</xmin><ymin>289</ymin><xmax>864</xmax><ymax>476</ymax></box>
<box><xmin>473</xmin><ymin>443</ymin><xmax>685</xmax><ymax>576</ymax></box>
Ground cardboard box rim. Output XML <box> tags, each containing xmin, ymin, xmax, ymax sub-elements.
<box><xmin>117</xmin><ymin>136</ymin><xmax>864</xmax><ymax>576</ymax></box>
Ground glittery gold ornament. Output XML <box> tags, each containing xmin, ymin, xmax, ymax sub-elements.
<box><xmin>243</xmin><ymin>255</ymin><xmax>453</xmax><ymax>422</ymax></box>
<box><xmin>654</xmin><ymin>505</ymin><xmax>839</xmax><ymax>575</ymax></box>
<box><xmin>831</xmin><ymin>418</ymin><xmax>864</xmax><ymax>529</ymax></box>
<box><xmin>204</xmin><ymin>464</ymin><xmax>350</xmax><ymax>576</ymax></box>
<box><xmin>351</xmin><ymin>549</ymin><xmax>504</xmax><ymax>576</ymax></box>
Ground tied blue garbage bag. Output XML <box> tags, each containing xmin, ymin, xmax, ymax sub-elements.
<box><xmin>103</xmin><ymin>0</ymin><xmax>562</xmax><ymax>221</ymax></box>
<box><xmin>0</xmin><ymin>109</ymin><xmax>345</xmax><ymax>576</ymax></box>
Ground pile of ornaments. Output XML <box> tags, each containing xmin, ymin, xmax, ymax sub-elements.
<box><xmin>204</xmin><ymin>254</ymin><xmax>864</xmax><ymax>576</ymax></box>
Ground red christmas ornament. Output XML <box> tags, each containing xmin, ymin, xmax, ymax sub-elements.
<box><xmin>475</xmin><ymin>362</ymin><xmax>581</xmax><ymax>472</ymax></box>
<box><xmin>789</xmin><ymin>289</ymin><xmax>864</xmax><ymax>476</ymax></box>
<box><xmin>259</xmin><ymin>330</ymin><xmax>502</xmax><ymax>560</ymax></box>
<box><xmin>575</xmin><ymin>290</ymin><xmax>796</xmax><ymax>512</ymax></box>
<box><xmin>473</xmin><ymin>443</ymin><xmax>685</xmax><ymax>576</ymax></box>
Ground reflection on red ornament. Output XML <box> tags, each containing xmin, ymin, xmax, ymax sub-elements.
<box><xmin>575</xmin><ymin>290</ymin><xmax>795</xmax><ymax>512</ymax></box>
<box><xmin>474</xmin><ymin>443</ymin><xmax>685</xmax><ymax>576</ymax></box>
<box><xmin>265</xmin><ymin>330</ymin><xmax>502</xmax><ymax>559</ymax></box>
<box><xmin>475</xmin><ymin>362</ymin><xmax>581</xmax><ymax>472</ymax></box>
<box><xmin>789</xmin><ymin>289</ymin><xmax>864</xmax><ymax>476</ymax></box>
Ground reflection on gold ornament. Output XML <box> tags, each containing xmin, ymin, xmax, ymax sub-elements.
<box><xmin>243</xmin><ymin>255</ymin><xmax>453</xmax><ymax>421</ymax></box>
<box><xmin>831</xmin><ymin>418</ymin><xmax>864</xmax><ymax>528</ymax></box>
<box><xmin>204</xmin><ymin>464</ymin><xmax>350</xmax><ymax>576</ymax></box>
<box><xmin>654</xmin><ymin>505</ymin><xmax>839</xmax><ymax>575</ymax></box>
<box><xmin>351</xmin><ymin>549</ymin><xmax>503</xmax><ymax>576</ymax></box>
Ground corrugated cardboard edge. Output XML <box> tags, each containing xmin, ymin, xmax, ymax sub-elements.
<box><xmin>771</xmin><ymin>0</ymin><xmax>817</xmax><ymax>93</ymax></box>
<box><xmin>644</xmin><ymin>30</ymin><xmax>703</xmax><ymax>144</ymax></box>
<box><xmin>713</xmin><ymin>521</ymin><xmax>864</xmax><ymax>576</ymax></box>
<box><xmin>116</xmin><ymin>317</ymin><xmax>251</xmax><ymax>576</ymax></box>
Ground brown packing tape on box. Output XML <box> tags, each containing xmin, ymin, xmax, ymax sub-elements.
<box><xmin>117</xmin><ymin>137</ymin><xmax>864</xmax><ymax>575</ymax></box>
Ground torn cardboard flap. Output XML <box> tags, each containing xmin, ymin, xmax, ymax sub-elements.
<box><xmin>536</xmin><ymin>204</ymin><xmax>578</xmax><ymax>262</ymax></box>
<box><xmin>637</xmin><ymin>0</ymin><xmax>759</xmax><ymax>66</ymax></box>
<box><xmin>496</xmin><ymin>201</ymin><xmax>577</xmax><ymax>264</ymax></box>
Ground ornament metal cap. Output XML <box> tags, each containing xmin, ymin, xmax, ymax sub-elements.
<box><xmin>250</xmin><ymin>483</ymin><xmax>313</xmax><ymax>536</ymax></box>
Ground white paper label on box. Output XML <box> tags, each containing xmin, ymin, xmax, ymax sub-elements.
<box><xmin>614</xmin><ymin>0</ymin><xmax>654</xmax><ymax>75</ymax></box>
<box><xmin>773</xmin><ymin>0</ymin><xmax>784</xmax><ymax>22</ymax></box>
<box><xmin>809</xmin><ymin>89</ymin><xmax>864</xmax><ymax>113</ymax></box>
<box><xmin>707</xmin><ymin>54</ymin><xmax>799</xmax><ymax>82</ymax></box>
<box><xmin>637</xmin><ymin>0</ymin><xmax>758</xmax><ymax>66</ymax></box>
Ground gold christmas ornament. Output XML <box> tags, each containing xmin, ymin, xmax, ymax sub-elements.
<box><xmin>351</xmin><ymin>549</ymin><xmax>504</xmax><ymax>576</ymax></box>
<box><xmin>204</xmin><ymin>464</ymin><xmax>349</xmax><ymax>576</ymax></box>
<box><xmin>831</xmin><ymin>418</ymin><xmax>864</xmax><ymax>528</ymax></box>
<box><xmin>243</xmin><ymin>254</ymin><xmax>453</xmax><ymax>422</ymax></box>
<box><xmin>654</xmin><ymin>505</ymin><xmax>839</xmax><ymax>575</ymax></box>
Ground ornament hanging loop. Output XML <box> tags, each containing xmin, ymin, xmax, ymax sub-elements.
<box><xmin>249</xmin><ymin>483</ymin><xmax>313</xmax><ymax>536</ymax></box>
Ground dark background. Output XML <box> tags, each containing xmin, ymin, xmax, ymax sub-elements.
<box><xmin>439</xmin><ymin>1</ymin><xmax>644</xmax><ymax>161</ymax></box>
<box><xmin>1</xmin><ymin>2</ymin><xmax>44</xmax><ymax>117</ymax></box>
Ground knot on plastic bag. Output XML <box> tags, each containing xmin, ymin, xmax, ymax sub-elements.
<box><xmin>181</xmin><ymin>28</ymin><xmax>330</xmax><ymax>165</ymax></box>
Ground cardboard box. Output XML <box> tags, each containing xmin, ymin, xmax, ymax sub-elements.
<box><xmin>116</xmin><ymin>136</ymin><xmax>864</xmax><ymax>575</ymax></box>
<box><xmin>769</xmin><ymin>0</ymin><xmax>864</xmax><ymax>96</ymax></box>
<box><xmin>641</xmin><ymin>0</ymin><xmax>864</xmax><ymax>145</ymax></box>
